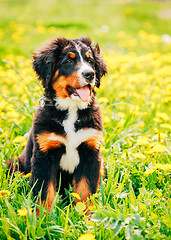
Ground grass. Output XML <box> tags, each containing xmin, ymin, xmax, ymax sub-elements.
<box><xmin>0</xmin><ymin>0</ymin><xmax>171</xmax><ymax>239</ymax></box>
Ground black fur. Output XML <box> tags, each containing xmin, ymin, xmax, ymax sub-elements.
<box><xmin>7</xmin><ymin>37</ymin><xmax>107</xmax><ymax>211</ymax></box>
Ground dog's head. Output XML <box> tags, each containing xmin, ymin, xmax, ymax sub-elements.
<box><xmin>32</xmin><ymin>37</ymin><xmax>107</xmax><ymax>102</ymax></box>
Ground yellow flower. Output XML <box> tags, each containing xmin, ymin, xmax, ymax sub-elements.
<box><xmin>100</xmin><ymin>146</ymin><xmax>109</xmax><ymax>153</ymax></box>
<box><xmin>155</xmin><ymin>189</ymin><xmax>162</xmax><ymax>197</ymax></box>
<box><xmin>118</xmin><ymin>91</ymin><xmax>127</xmax><ymax>98</ymax></box>
<box><xmin>151</xmin><ymin>143</ymin><xmax>166</xmax><ymax>153</ymax></box>
<box><xmin>154</xmin><ymin>133</ymin><xmax>168</xmax><ymax>140</ymax></box>
<box><xmin>98</xmin><ymin>97</ymin><xmax>109</xmax><ymax>104</ymax></box>
<box><xmin>71</xmin><ymin>193</ymin><xmax>81</xmax><ymax>200</ymax></box>
<box><xmin>138</xmin><ymin>121</ymin><xmax>145</xmax><ymax>128</ymax></box>
<box><xmin>75</xmin><ymin>202</ymin><xmax>86</xmax><ymax>213</ymax></box>
<box><xmin>24</xmin><ymin>173</ymin><xmax>32</xmax><ymax>178</ymax></box>
<box><xmin>121</xmin><ymin>150</ymin><xmax>131</xmax><ymax>158</ymax></box>
<box><xmin>162</xmin><ymin>96</ymin><xmax>171</xmax><ymax>103</ymax></box>
<box><xmin>144</xmin><ymin>169</ymin><xmax>155</xmax><ymax>175</ymax></box>
<box><xmin>78</xmin><ymin>233</ymin><xmax>96</xmax><ymax>240</ymax></box>
<box><xmin>103</xmin><ymin>115</ymin><xmax>110</xmax><ymax>124</ymax></box>
<box><xmin>13</xmin><ymin>136</ymin><xmax>24</xmax><ymax>143</ymax></box>
<box><xmin>117</xmin><ymin>119</ymin><xmax>125</xmax><ymax>129</ymax></box>
<box><xmin>125</xmin><ymin>7</ymin><xmax>133</xmax><ymax>15</ymax></box>
<box><xmin>156</xmin><ymin>112</ymin><xmax>170</xmax><ymax>121</ymax></box>
<box><xmin>139</xmin><ymin>203</ymin><xmax>146</xmax><ymax>210</ymax></box>
<box><xmin>18</xmin><ymin>208</ymin><xmax>28</xmax><ymax>217</ymax></box>
<box><xmin>151</xmin><ymin>212</ymin><xmax>158</xmax><ymax>219</ymax></box>
<box><xmin>136</xmin><ymin>137</ymin><xmax>149</xmax><ymax>146</ymax></box>
<box><xmin>0</xmin><ymin>190</ymin><xmax>10</xmax><ymax>197</ymax></box>
<box><xmin>153</xmin><ymin>117</ymin><xmax>162</xmax><ymax>123</ymax></box>
<box><xmin>154</xmin><ymin>164</ymin><xmax>171</xmax><ymax>171</ymax></box>
<box><xmin>88</xmin><ymin>205</ymin><xmax>96</xmax><ymax>211</ymax></box>
<box><xmin>133</xmin><ymin>153</ymin><xmax>146</xmax><ymax>159</ymax></box>
<box><xmin>144</xmin><ymin>164</ymin><xmax>171</xmax><ymax>176</ymax></box>
<box><xmin>160</xmin><ymin>124</ymin><xmax>171</xmax><ymax>130</ymax></box>
<box><xmin>117</xmin><ymin>112</ymin><xmax>126</xmax><ymax>119</ymax></box>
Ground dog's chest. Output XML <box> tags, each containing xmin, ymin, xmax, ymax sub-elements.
<box><xmin>59</xmin><ymin>106</ymin><xmax>100</xmax><ymax>174</ymax></box>
<box><xmin>60</xmin><ymin>107</ymin><xmax>78</xmax><ymax>173</ymax></box>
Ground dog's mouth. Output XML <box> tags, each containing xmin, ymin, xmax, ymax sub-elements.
<box><xmin>66</xmin><ymin>85</ymin><xmax>91</xmax><ymax>102</ymax></box>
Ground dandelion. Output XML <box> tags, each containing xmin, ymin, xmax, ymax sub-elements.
<box><xmin>103</xmin><ymin>115</ymin><xmax>110</xmax><ymax>124</ymax></box>
<box><xmin>154</xmin><ymin>164</ymin><xmax>171</xmax><ymax>171</ymax></box>
<box><xmin>133</xmin><ymin>153</ymin><xmax>146</xmax><ymax>159</ymax></box>
<box><xmin>156</xmin><ymin>112</ymin><xmax>170</xmax><ymax>121</ymax></box>
<box><xmin>100</xmin><ymin>145</ymin><xmax>109</xmax><ymax>153</ymax></box>
<box><xmin>116</xmin><ymin>119</ymin><xmax>125</xmax><ymax>129</ymax></box>
<box><xmin>151</xmin><ymin>143</ymin><xmax>166</xmax><ymax>153</ymax></box>
<box><xmin>118</xmin><ymin>91</ymin><xmax>127</xmax><ymax>98</ymax></box>
<box><xmin>121</xmin><ymin>150</ymin><xmax>131</xmax><ymax>158</ymax></box>
<box><xmin>136</xmin><ymin>137</ymin><xmax>149</xmax><ymax>146</ymax></box>
<box><xmin>144</xmin><ymin>169</ymin><xmax>155</xmax><ymax>175</ymax></box>
<box><xmin>153</xmin><ymin>117</ymin><xmax>162</xmax><ymax>123</ymax></box>
<box><xmin>24</xmin><ymin>173</ymin><xmax>32</xmax><ymax>178</ymax></box>
<box><xmin>18</xmin><ymin>208</ymin><xmax>28</xmax><ymax>217</ymax></box>
<box><xmin>88</xmin><ymin>205</ymin><xmax>96</xmax><ymax>211</ymax></box>
<box><xmin>71</xmin><ymin>193</ymin><xmax>81</xmax><ymax>200</ymax></box>
<box><xmin>78</xmin><ymin>233</ymin><xmax>96</xmax><ymax>240</ymax></box>
<box><xmin>75</xmin><ymin>202</ymin><xmax>86</xmax><ymax>213</ymax></box>
<box><xmin>154</xmin><ymin>133</ymin><xmax>168</xmax><ymax>141</ymax></box>
<box><xmin>160</xmin><ymin>124</ymin><xmax>171</xmax><ymax>130</ymax></box>
<box><xmin>138</xmin><ymin>121</ymin><xmax>145</xmax><ymax>128</ymax></box>
<box><xmin>155</xmin><ymin>189</ymin><xmax>162</xmax><ymax>197</ymax></box>
<box><xmin>144</xmin><ymin>164</ymin><xmax>171</xmax><ymax>176</ymax></box>
<box><xmin>13</xmin><ymin>135</ymin><xmax>24</xmax><ymax>143</ymax></box>
<box><xmin>98</xmin><ymin>97</ymin><xmax>109</xmax><ymax>104</ymax></box>
<box><xmin>117</xmin><ymin>112</ymin><xmax>126</xmax><ymax>119</ymax></box>
<box><xmin>0</xmin><ymin>190</ymin><xmax>10</xmax><ymax>197</ymax></box>
<box><xmin>162</xmin><ymin>96</ymin><xmax>171</xmax><ymax>103</ymax></box>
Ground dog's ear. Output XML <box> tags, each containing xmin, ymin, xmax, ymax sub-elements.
<box><xmin>32</xmin><ymin>38</ymin><xmax>68</xmax><ymax>94</ymax></box>
<box><xmin>91</xmin><ymin>43</ymin><xmax>107</xmax><ymax>88</ymax></box>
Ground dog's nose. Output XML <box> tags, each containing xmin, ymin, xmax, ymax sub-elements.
<box><xmin>82</xmin><ymin>70</ymin><xmax>95</xmax><ymax>82</ymax></box>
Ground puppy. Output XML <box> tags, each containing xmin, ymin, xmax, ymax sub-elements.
<box><xmin>7</xmin><ymin>37</ymin><xmax>107</xmax><ymax>212</ymax></box>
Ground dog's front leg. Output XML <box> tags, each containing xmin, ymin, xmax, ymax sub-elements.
<box><xmin>73</xmin><ymin>142</ymin><xmax>101</xmax><ymax>206</ymax></box>
<box><xmin>30</xmin><ymin>152</ymin><xmax>58</xmax><ymax>214</ymax></box>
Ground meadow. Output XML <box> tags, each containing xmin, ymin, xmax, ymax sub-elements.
<box><xmin>0</xmin><ymin>0</ymin><xmax>171</xmax><ymax>239</ymax></box>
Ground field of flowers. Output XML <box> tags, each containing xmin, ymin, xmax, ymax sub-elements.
<box><xmin>0</xmin><ymin>0</ymin><xmax>171</xmax><ymax>239</ymax></box>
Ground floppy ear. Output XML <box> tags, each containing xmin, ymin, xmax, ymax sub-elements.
<box><xmin>91</xmin><ymin>43</ymin><xmax>107</xmax><ymax>88</ymax></box>
<box><xmin>32</xmin><ymin>38</ymin><xmax>68</xmax><ymax>97</ymax></box>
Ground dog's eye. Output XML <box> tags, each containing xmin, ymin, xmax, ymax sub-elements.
<box><xmin>87</xmin><ymin>58</ymin><xmax>94</xmax><ymax>65</ymax></box>
<box><xmin>65</xmin><ymin>59</ymin><xmax>74</xmax><ymax>65</ymax></box>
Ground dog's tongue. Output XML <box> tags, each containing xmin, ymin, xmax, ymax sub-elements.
<box><xmin>75</xmin><ymin>86</ymin><xmax>90</xmax><ymax>102</ymax></box>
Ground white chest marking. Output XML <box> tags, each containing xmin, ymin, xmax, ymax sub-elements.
<box><xmin>60</xmin><ymin>106</ymin><xmax>79</xmax><ymax>173</ymax></box>
<box><xmin>52</xmin><ymin>104</ymin><xmax>101</xmax><ymax>174</ymax></box>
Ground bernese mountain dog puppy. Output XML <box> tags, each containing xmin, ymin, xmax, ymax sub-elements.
<box><xmin>7</xmin><ymin>37</ymin><xmax>107</xmax><ymax>212</ymax></box>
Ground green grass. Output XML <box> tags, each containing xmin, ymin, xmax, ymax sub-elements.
<box><xmin>0</xmin><ymin>0</ymin><xmax>171</xmax><ymax>239</ymax></box>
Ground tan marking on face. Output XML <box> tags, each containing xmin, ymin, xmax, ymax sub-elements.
<box><xmin>73</xmin><ymin>177</ymin><xmax>90</xmax><ymax>203</ymax></box>
<box><xmin>52</xmin><ymin>70</ymin><xmax>59</xmax><ymax>81</ymax></box>
<box><xmin>86</xmin><ymin>52</ymin><xmax>90</xmax><ymax>58</ymax></box>
<box><xmin>69</xmin><ymin>52</ymin><xmax>75</xmax><ymax>59</ymax></box>
<box><xmin>37</xmin><ymin>132</ymin><xmax>65</xmax><ymax>152</ymax></box>
<box><xmin>52</xmin><ymin>71</ymin><xmax>81</xmax><ymax>98</ymax></box>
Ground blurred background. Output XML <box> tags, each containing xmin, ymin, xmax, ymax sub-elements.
<box><xmin>0</xmin><ymin>0</ymin><xmax>171</xmax><ymax>57</ymax></box>
<box><xmin>0</xmin><ymin>3</ymin><xmax>171</xmax><ymax>238</ymax></box>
